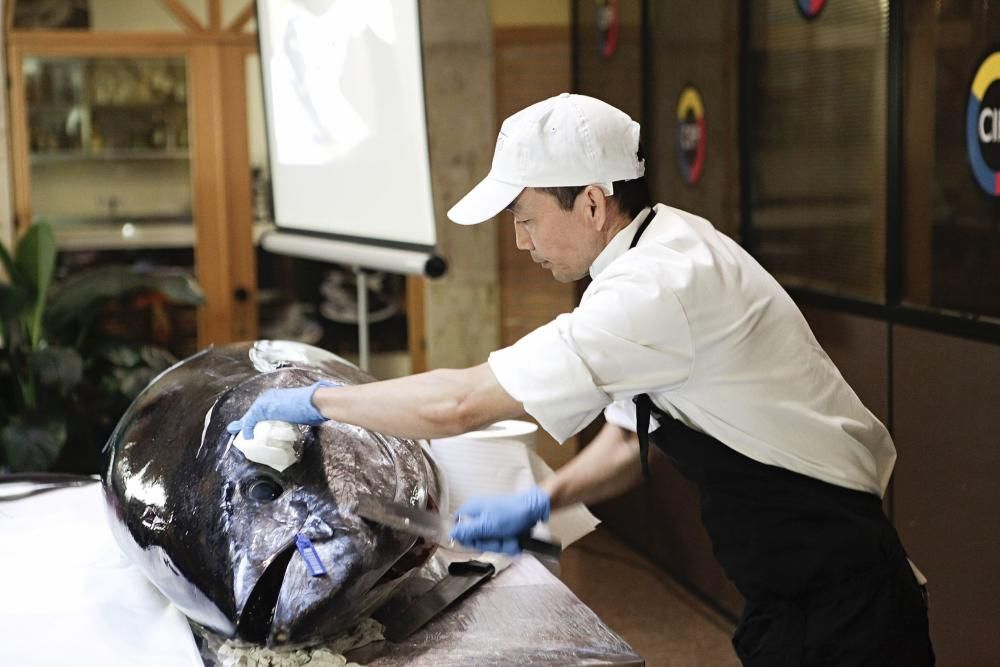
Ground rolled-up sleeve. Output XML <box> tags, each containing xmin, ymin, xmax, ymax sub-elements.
<box><xmin>488</xmin><ymin>256</ymin><xmax>693</xmax><ymax>444</ymax></box>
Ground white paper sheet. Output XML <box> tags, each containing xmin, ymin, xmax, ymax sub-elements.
<box><xmin>0</xmin><ymin>483</ymin><xmax>203</xmax><ymax>667</ymax></box>
<box><xmin>430</xmin><ymin>422</ymin><xmax>600</xmax><ymax>548</ymax></box>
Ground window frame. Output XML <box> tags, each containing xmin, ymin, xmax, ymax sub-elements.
<box><xmin>738</xmin><ymin>0</ymin><xmax>1000</xmax><ymax>346</ymax></box>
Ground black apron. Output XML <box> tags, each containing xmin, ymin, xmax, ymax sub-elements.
<box><xmin>627</xmin><ymin>212</ymin><xmax>934</xmax><ymax>666</ymax></box>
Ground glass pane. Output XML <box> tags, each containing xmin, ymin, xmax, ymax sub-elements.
<box><xmin>246</xmin><ymin>53</ymin><xmax>270</xmax><ymax>224</ymax></box>
<box><xmin>23</xmin><ymin>55</ymin><xmax>198</xmax><ymax>358</ymax></box>
<box><xmin>903</xmin><ymin>0</ymin><xmax>1000</xmax><ymax>320</ymax></box>
<box><xmin>747</xmin><ymin>0</ymin><xmax>888</xmax><ymax>301</ymax></box>
<box><xmin>25</xmin><ymin>56</ymin><xmax>193</xmax><ymax>241</ymax></box>
<box><xmin>13</xmin><ymin>0</ymin><xmax>201</xmax><ymax>32</ymax></box>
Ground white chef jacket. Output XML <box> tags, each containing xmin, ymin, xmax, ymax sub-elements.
<box><xmin>488</xmin><ymin>204</ymin><xmax>896</xmax><ymax>496</ymax></box>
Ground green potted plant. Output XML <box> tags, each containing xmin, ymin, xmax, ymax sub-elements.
<box><xmin>0</xmin><ymin>222</ymin><xmax>204</xmax><ymax>472</ymax></box>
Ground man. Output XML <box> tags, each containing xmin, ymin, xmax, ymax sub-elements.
<box><xmin>229</xmin><ymin>93</ymin><xmax>933</xmax><ymax>664</ymax></box>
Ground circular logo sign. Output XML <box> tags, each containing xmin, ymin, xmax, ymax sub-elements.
<box><xmin>796</xmin><ymin>0</ymin><xmax>827</xmax><ymax>20</ymax></box>
<box><xmin>675</xmin><ymin>86</ymin><xmax>706</xmax><ymax>186</ymax></box>
<box><xmin>595</xmin><ymin>0</ymin><xmax>619</xmax><ymax>59</ymax></box>
<box><xmin>966</xmin><ymin>49</ymin><xmax>1000</xmax><ymax>197</ymax></box>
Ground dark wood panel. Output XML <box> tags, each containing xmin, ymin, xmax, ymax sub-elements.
<box><xmin>494</xmin><ymin>27</ymin><xmax>574</xmax><ymax>347</ymax></box>
<box><xmin>645</xmin><ymin>0</ymin><xmax>741</xmax><ymax>239</ymax></box>
<box><xmin>799</xmin><ymin>307</ymin><xmax>889</xmax><ymax>424</ymax></box>
<box><xmin>573</xmin><ymin>0</ymin><xmax>643</xmax><ymax>121</ymax></box>
<box><xmin>892</xmin><ymin>326</ymin><xmax>1000</xmax><ymax>664</ymax></box>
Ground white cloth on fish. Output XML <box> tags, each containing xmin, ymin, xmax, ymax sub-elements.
<box><xmin>0</xmin><ymin>482</ymin><xmax>203</xmax><ymax>667</ymax></box>
<box><xmin>233</xmin><ymin>420</ymin><xmax>301</xmax><ymax>471</ymax></box>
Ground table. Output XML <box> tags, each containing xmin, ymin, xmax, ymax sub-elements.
<box><xmin>1</xmin><ymin>481</ymin><xmax>641</xmax><ymax>667</ymax></box>
<box><xmin>345</xmin><ymin>554</ymin><xmax>643</xmax><ymax>666</ymax></box>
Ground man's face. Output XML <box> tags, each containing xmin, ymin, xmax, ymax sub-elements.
<box><xmin>507</xmin><ymin>188</ymin><xmax>604</xmax><ymax>283</ymax></box>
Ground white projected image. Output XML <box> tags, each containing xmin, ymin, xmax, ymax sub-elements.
<box><xmin>259</xmin><ymin>0</ymin><xmax>437</xmax><ymax>247</ymax></box>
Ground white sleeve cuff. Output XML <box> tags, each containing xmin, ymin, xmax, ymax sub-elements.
<box><xmin>488</xmin><ymin>318</ymin><xmax>611</xmax><ymax>443</ymax></box>
<box><xmin>603</xmin><ymin>398</ymin><xmax>660</xmax><ymax>433</ymax></box>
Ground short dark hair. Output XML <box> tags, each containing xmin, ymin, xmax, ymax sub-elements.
<box><xmin>535</xmin><ymin>176</ymin><xmax>652</xmax><ymax>221</ymax></box>
<box><xmin>532</xmin><ymin>139</ymin><xmax>650</xmax><ymax>219</ymax></box>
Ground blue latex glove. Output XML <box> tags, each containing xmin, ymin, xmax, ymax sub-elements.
<box><xmin>449</xmin><ymin>486</ymin><xmax>551</xmax><ymax>555</ymax></box>
<box><xmin>226</xmin><ymin>380</ymin><xmax>340</xmax><ymax>440</ymax></box>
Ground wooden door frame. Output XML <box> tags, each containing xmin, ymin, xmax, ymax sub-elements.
<box><xmin>5</xmin><ymin>21</ymin><xmax>258</xmax><ymax>346</ymax></box>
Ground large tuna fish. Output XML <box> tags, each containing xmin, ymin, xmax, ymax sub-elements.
<box><xmin>101</xmin><ymin>341</ymin><xmax>444</xmax><ymax>648</ymax></box>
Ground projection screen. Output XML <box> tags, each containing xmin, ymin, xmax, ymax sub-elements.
<box><xmin>256</xmin><ymin>0</ymin><xmax>444</xmax><ymax>276</ymax></box>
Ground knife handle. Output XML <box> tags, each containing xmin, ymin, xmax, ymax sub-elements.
<box><xmin>517</xmin><ymin>534</ymin><xmax>562</xmax><ymax>559</ymax></box>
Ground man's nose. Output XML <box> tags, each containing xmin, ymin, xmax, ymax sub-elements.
<box><xmin>514</xmin><ymin>225</ymin><xmax>533</xmax><ymax>251</ymax></box>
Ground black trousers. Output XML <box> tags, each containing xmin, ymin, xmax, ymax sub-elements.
<box><xmin>641</xmin><ymin>402</ymin><xmax>935</xmax><ymax>666</ymax></box>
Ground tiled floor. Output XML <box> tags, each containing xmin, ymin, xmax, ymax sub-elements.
<box><xmin>559</xmin><ymin>527</ymin><xmax>741</xmax><ymax>667</ymax></box>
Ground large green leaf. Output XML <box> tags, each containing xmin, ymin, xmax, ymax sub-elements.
<box><xmin>13</xmin><ymin>223</ymin><xmax>57</xmax><ymax>347</ymax></box>
<box><xmin>94</xmin><ymin>343</ymin><xmax>177</xmax><ymax>400</ymax></box>
<box><xmin>14</xmin><ymin>223</ymin><xmax>57</xmax><ymax>291</ymax></box>
<box><xmin>27</xmin><ymin>346</ymin><xmax>83</xmax><ymax>393</ymax></box>
<box><xmin>107</xmin><ymin>344</ymin><xmax>177</xmax><ymax>399</ymax></box>
<box><xmin>46</xmin><ymin>265</ymin><xmax>204</xmax><ymax>335</ymax></box>
<box><xmin>0</xmin><ymin>416</ymin><xmax>66</xmax><ymax>472</ymax></box>
<box><xmin>0</xmin><ymin>237</ymin><xmax>30</xmax><ymax>307</ymax></box>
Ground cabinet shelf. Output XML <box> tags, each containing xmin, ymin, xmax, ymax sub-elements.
<box><xmin>10</xmin><ymin>39</ymin><xmax>265</xmax><ymax>346</ymax></box>
<box><xmin>31</xmin><ymin>149</ymin><xmax>189</xmax><ymax>163</ymax></box>
<box><xmin>29</xmin><ymin>101</ymin><xmax>187</xmax><ymax>110</ymax></box>
<box><xmin>48</xmin><ymin>220</ymin><xmax>273</xmax><ymax>251</ymax></box>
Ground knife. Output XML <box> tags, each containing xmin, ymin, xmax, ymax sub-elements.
<box><xmin>355</xmin><ymin>492</ymin><xmax>562</xmax><ymax>559</ymax></box>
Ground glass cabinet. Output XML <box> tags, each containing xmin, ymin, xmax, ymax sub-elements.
<box><xmin>6</xmin><ymin>0</ymin><xmax>262</xmax><ymax>347</ymax></box>
<box><xmin>25</xmin><ymin>55</ymin><xmax>195</xmax><ymax>249</ymax></box>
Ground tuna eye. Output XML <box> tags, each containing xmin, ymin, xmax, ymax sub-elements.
<box><xmin>244</xmin><ymin>477</ymin><xmax>283</xmax><ymax>502</ymax></box>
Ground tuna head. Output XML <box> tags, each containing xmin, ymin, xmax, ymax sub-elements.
<box><xmin>102</xmin><ymin>341</ymin><xmax>443</xmax><ymax>648</ymax></box>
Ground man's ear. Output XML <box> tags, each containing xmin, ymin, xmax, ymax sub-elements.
<box><xmin>581</xmin><ymin>185</ymin><xmax>609</xmax><ymax>230</ymax></box>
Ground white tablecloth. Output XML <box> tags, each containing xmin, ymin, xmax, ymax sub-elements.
<box><xmin>0</xmin><ymin>482</ymin><xmax>203</xmax><ymax>667</ymax></box>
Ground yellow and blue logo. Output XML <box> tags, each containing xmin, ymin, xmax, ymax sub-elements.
<box><xmin>797</xmin><ymin>0</ymin><xmax>827</xmax><ymax>20</ymax></box>
<box><xmin>967</xmin><ymin>49</ymin><xmax>1000</xmax><ymax>197</ymax></box>
<box><xmin>676</xmin><ymin>86</ymin><xmax>705</xmax><ymax>186</ymax></box>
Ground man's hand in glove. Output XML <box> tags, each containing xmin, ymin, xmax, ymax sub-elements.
<box><xmin>449</xmin><ymin>486</ymin><xmax>551</xmax><ymax>555</ymax></box>
<box><xmin>227</xmin><ymin>380</ymin><xmax>340</xmax><ymax>440</ymax></box>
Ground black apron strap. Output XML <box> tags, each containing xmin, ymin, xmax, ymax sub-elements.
<box><xmin>627</xmin><ymin>207</ymin><xmax>657</xmax><ymax>477</ymax></box>
<box><xmin>633</xmin><ymin>393</ymin><xmax>652</xmax><ymax>477</ymax></box>
<box><xmin>628</xmin><ymin>207</ymin><xmax>656</xmax><ymax>250</ymax></box>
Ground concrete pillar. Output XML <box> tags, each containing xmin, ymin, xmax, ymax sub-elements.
<box><xmin>419</xmin><ymin>1</ymin><xmax>500</xmax><ymax>369</ymax></box>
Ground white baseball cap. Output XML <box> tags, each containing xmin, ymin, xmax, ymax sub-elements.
<box><xmin>447</xmin><ymin>93</ymin><xmax>645</xmax><ymax>225</ymax></box>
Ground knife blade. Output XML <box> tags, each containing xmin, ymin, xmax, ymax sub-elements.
<box><xmin>355</xmin><ymin>493</ymin><xmax>562</xmax><ymax>559</ymax></box>
<box><xmin>356</xmin><ymin>492</ymin><xmax>455</xmax><ymax>545</ymax></box>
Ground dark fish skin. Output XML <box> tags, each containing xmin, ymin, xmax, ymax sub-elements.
<box><xmin>101</xmin><ymin>341</ymin><xmax>443</xmax><ymax>648</ymax></box>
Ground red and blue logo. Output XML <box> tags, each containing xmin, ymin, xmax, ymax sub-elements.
<box><xmin>595</xmin><ymin>0</ymin><xmax>618</xmax><ymax>59</ymax></box>
<box><xmin>676</xmin><ymin>86</ymin><xmax>706</xmax><ymax>186</ymax></box>
<box><xmin>797</xmin><ymin>0</ymin><xmax>827</xmax><ymax>20</ymax></box>
<box><xmin>966</xmin><ymin>49</ymin><xmax>1000</xmax><ymax>197</ymax></box>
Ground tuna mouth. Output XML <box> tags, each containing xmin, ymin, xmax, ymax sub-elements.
<box><xmin>236</xmin><ymin>541</ymin><xmax>297</xmax><ymax>643</ymax></box>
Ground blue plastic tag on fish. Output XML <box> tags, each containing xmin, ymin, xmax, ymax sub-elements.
<box><xmin>295</xmin><ymin>534</ymin><xmax>328</xmax><ymax>577</ymax></box>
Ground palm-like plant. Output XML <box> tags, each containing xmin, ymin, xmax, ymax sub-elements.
<box><xmin>0</xmin><ymin>222</ymin><xmax>203</xmax><ymax>472</ymax></box>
